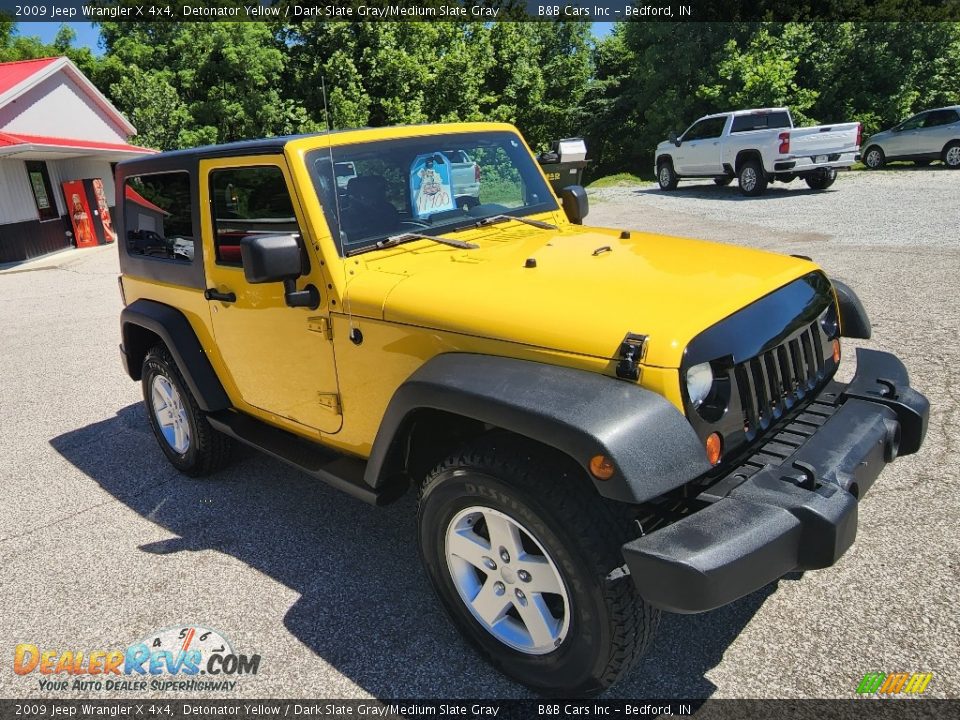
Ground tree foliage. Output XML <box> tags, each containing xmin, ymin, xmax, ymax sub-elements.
<box><xmin>1</xmin><ymin>20</ymin><xmax>958</xmax><ymax>175</ymax></box>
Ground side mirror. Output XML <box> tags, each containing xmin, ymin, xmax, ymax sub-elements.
<box><xmin>669</xmin><ymin>131</ymin><xmax>680</xmax><ymax>146</ymax></box>
<box><xmin>560</xmin><ymin>185</ymin><xmax>589</xmax><ymax>225</ymax></box>
<box><xmin>240</xmin><ymin>234</ymin><xmax>319</xmax><ymax>309</ymax></box>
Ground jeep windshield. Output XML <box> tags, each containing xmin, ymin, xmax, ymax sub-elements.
<box><xmin>306</xmin><ymin>131</ymin><xmax>559</xmax><ymax>256</ymax></box>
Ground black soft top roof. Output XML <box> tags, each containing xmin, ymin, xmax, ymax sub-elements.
<box><xmin>115</xmin><ymin>129</ymin><xmax>362</xmax><ymax>173</ymax></box>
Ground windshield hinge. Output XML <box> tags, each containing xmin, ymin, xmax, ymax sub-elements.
<box><xmin>616</xmin><ymin>333</ymin><xmax>648</xmax><ymax>381</ymax></box>
<box><xmin>308</xmin><ymin>316</ymin><xmax>333</xmax><ymax>340</ymax></box>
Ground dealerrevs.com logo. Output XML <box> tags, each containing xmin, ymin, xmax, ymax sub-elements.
<box><xmin>13</xmin><ymin>625</ymin><xmax>261</xmax><ymax>692</ymax></box>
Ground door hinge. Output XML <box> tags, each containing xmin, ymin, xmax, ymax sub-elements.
<box><xmin>308</xmin><ymin>316</ymin><xmax>333</xmax><ymax>340</ymax></box>
<box><xmin>316</xmin><ymin>392</ymin><xmax>341</xmax><ymax>414</ymax></box>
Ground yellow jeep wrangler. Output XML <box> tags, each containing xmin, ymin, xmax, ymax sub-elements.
<box><xmin>116</xmin><ymin>122</ymin><xmax>928</xmax><ymax>695</ymax></box>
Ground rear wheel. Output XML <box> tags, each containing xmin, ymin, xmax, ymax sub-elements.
<box><xmin>417</xmin><ymin>438</ymin><xmax>658</xmax><ymax>696</ymax></box>
<box><xmin>142</xmin><ymin>345</ymin><xmax>233</xmax><ymax>477</ymax></box>
<box><xmin>943</xmin><ymin>142</ymin><xmax>960</xmax><ymax>169</ymax></box>
<box><xmin>863</xmin><ymin>146</ymin><xmax>885</xmax><ymax>169</ymax></box>
<box><xmin>737</xmin><ymin>160</ymin><xmax>768</xmax><ymax>196</ymax></box>
<box><xmin>657</xmin><ymin>161</ymin><xmax>678</xmax><ymax>191</ymax></box>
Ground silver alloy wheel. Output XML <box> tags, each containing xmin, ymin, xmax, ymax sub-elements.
<box><xmin>741</xmin><ymin>167</ymin><xmax>757</xmax><ymax>192</ymax></box>
<box><xmin>659</xmin><ymin>166</ymin><xmax>671</xmax><ymax>187</ymax></box>
<box><xmin>151</xmin><ymin>375</ymin><xmax>191</xmax><ymax>454</ymax></box>
<box><xmin>946</xmin><ymin>146</ymin><xmax>960</xmax><ymax>167</ymax></box>
<box><xmin>445</xmin><ymin>506</ymin><xmax>570</xmax><ymax>655</ymax></box>
<box><xmin>866</xmin><ymin>149</ymin><xmax>882</xmax><ymax>168</ymax></box>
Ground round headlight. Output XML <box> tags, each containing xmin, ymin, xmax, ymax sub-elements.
<box><xmin>686</xmin><ymin>362</ymin><xmax>714</xmax><ymax>407</ymax></box>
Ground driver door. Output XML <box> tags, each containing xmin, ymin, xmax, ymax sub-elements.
<box><xmin>200</xmin><ymin>156</ymin><xmax>342</xmax><ymax>434</ymax></box>
<box><xmin>886</xmin><ymin>113</ymin><xmax>926</xmax><ymax>156</ymax></box>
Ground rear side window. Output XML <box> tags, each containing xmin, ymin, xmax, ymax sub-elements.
<box><xmin>731</xmin><ymin>112</ymin><xmax>791</xmax><ymax>133</ymax></box>
<box><xmin>209</xmin><ymin>166</ymin><xmax>302</xmax><ymax>267</ymax></box>
<box><xmin>124</xmin><ymin>172</ymin><xmax>194</xmax><ymax>263</ymax></box>
<box><xmin>923</xmin><ymin>109</ymin><xmax>959</xmax><ymax>128</ymax></box>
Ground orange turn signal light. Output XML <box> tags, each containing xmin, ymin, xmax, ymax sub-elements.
<box><xmin>589</xmin><ymin>454</ymin><xmax>616</xmax><ymax>480</ymax></box>
<box><xmin>832</xmin><ymin>339</ymin><xmax>841</xmax><ymax>363</ymax></box>
<box><xmin>706</xmin><ymin>433</ymin><xmax>723</xmax><ymax>466</ymax></box>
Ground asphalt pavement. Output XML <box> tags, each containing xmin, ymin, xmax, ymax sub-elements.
<box><xmin>0</xmin><ymin>167</ymin><xmax>957</xmax><ymax>700</ymax></box>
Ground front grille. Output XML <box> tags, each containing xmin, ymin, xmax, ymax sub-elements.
<box><xmin>735</xmin><ymin>320</ymin><xmax>828</xmax><ymax>440</ymax></box>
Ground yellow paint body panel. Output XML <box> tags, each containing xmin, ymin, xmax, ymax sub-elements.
<box><xmin>123</xmin><ymin>122</ymin><xmax>822</xmax><ymax>458</ymax></box>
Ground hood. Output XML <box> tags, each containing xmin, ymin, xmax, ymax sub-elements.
<box><xmin>345</xmin><ymin>225</ymin><xmax>821</xmax><ymax>369</ymax></box>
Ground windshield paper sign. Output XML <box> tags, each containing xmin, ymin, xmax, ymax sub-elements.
<box><xmin>410</xmin><ymin>153</ymin><xmax>455</xmax><ymax>218</ymax></box>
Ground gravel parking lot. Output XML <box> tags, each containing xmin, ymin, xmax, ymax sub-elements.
<box><xmin>1</xmin><ymin>168</ymin><xmax>957</xmax><ymax>701</ymax></box>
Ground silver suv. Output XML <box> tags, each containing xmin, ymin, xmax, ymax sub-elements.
<box><xmin>862</xmin><ymin>105</ymin><xmax>960</xmax><ymax>169</ymax></box>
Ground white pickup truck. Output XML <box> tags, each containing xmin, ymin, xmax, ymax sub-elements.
<box><xmin>655</xmin><ymin>108</ymin><xmax>862</xmax><ymax>196</ymax></box>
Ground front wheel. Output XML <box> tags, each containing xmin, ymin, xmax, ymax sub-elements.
<box><xmin>863</xmin><ymin>146</ymin><xmax>885</xmax><ymax>169</ymax></box>
<box><xmin>805</xmin><ymin>167</ymin><xmax>837</xmax><ymax>190</ymax></box>
<box><xmin>418</xmin><ymin>439</ymin><xmax>658</xmax><ymax>696</ymax></box>
<box><xmin>657</xmin><ymin>161</ymin><xmax>679</xmax><ymax>191</ymax></box>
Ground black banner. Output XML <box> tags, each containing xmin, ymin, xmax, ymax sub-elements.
<box><xmin>2</xmin><ymin>700</ymin><xmax>960</xmax><ymax>720</ymax></box>
<box><xmin>2</xmin><ymin>0</ymin><xmax>960</xmax><ymax>23</ymax></box>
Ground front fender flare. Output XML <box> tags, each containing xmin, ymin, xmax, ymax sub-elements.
<box><xmin>365</xmin><ymin>354</ymin><xmax>711</xmax><ymax>504</ymax></box>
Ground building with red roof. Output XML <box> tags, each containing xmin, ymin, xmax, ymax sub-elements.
<box><xmin>0</xmin><ymin>57</ymin><xmax>154</xmax><ymax>262</ymax></box>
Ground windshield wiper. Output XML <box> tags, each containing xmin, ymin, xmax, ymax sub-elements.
<box><xmin>376</xmin><ymin>231</ymin><xmax>479</xmax><ymax>251</ymax></box>
<box><xmin>474</xmin><ymin>214</ymin><xmax>557</xmax><ymax>230</ymax></box>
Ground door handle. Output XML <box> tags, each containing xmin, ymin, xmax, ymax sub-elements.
<box><xmin>204</xmin><ymin>288</ymin><xmax>236</xmax><ymax>303</ymax></box>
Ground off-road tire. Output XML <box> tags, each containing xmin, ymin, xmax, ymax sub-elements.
<box><xmin>805</xmin><ymin>168</ymin><xmax>837</xmax><ymax>190</ymax></box>
<box><xmin>863</xmin><ymin>146</ymin><xmax>885</xmax><ymax>170</ymax></box>
<box><xmin>142</xmin><ymin>344</ymin><xmax>233</xmax><ymax>477</ymax></box>
<box><xmin>657</xmin><ymin>160</ymin><xmax>679</xmax><ymax>191</ymax></box>
<box><xmin>417</xmin><ymin>436</ymin><xmax>658</xmax><ymax>696</ymax></box>
<box><xmin>738</xmin><ymin>159</ymin><xmax>768</xmax><ymax>196</ymax></box>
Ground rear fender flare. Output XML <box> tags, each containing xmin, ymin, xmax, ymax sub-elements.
<box><xmin>120</xmin><ymin>299</ymin><xmax>230</xmax><ymax>412</ymax></box>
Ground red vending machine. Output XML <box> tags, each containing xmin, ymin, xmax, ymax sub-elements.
<box><xmin>61</xmin><ymin>178</ymin><xmax>118</xmax><ymax>248</ymax></box>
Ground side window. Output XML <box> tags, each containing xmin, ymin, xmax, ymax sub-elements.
<box><xmin>923</xmin><ymin>110</ymin><xmax>959</xmax><ymax>128</ymax></box>
<box><xmin>124</xmin><ymin>172</ymin><xmax>194</xmax><ymax>263</ymax></box>
<box><xmin>900</xmin><ymin>114</ymin><xmax>926</xmax><ymax>131</ymax></box>
<box><xmin>209</xmin><ymin>166</ymin><xmax>302</xmax><ymax>267</ymax></box>
<box><xmin>684</xmin><ymin>117</ymin><xmax>726</xmax><ymax>141</ymax></box>
<box><xmin>731</xmin><ymin>112</ymin><xmax>791</xmax><ymax>133</ymax></box>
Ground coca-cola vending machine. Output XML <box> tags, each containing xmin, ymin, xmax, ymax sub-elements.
<box><xmin>61</xmin><ymin>178</ymin><xmax>118</xmax><ymax>248</ymax></box>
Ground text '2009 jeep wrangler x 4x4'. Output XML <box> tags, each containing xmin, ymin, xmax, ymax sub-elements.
<box><xmin>117</xmin><ymin>122</ymin><xmax>928</xmax><ymax>696</ymax></box>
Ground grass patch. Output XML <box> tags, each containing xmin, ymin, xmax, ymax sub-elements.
<box><xmin>586</xmin><ymin>173</ymin><xmax>648</xmax><ymax>188</ymax></box>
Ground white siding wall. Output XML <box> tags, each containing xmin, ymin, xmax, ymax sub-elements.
<box><xmin>0</xmin><ymin>159</ymin><xmax>40</xmax><ymax>224</ymax></box>
<box><xmin>0</xmin><ymin>72</ymin><xmax>129</xmax><ymax>143</ymax></box>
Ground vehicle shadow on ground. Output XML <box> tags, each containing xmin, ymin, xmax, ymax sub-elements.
<box><xmin>635</xmin><ymin>185</ymin><xmax>832</xmax><ymax>201</ymax></box>
<box><xmin>51</xmin><ymin>403</ymin><xmax>789</xmax><ymax>699</ymax></box>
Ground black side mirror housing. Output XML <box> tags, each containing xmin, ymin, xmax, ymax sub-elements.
<box><xmin>669</xmin><ymin>131</ymin><xmax>680</xmax><ymax>146</ymax></box>
<box><xmin>241</xmin><ymin>234</ymin><xmax>302</xmax><ymax>283</ymax></box>
<box><xmin>560</xmin><ymin>185</ymin><xmax>589</xmax><ymax>225</ymax></box>
<box><xmin>240</xmin><ymin>234</ymin><xmax>318</xmax><ymax>309</ymax></box>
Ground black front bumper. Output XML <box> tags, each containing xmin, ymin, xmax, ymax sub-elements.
<box><xmin>622</xmin><ymin>348</ymin><xmax>928</xmax><ymax>614</ymax></box>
